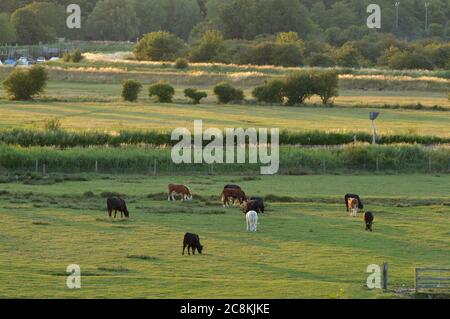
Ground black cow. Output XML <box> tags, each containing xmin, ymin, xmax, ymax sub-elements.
<box><xmin>107</xmin><ymin>197</ymin><xmax>129</xmax><ymax>218</ymax></box>
<box><xmin>364</xmin><ymin>212</ymin><xmax>374</xmax><ymax>232</ymax></box>
<box><xmin>344</xmin><ymin>193</ymin><xmax>364</xmax><ymax>211</ymax></box>
<box><xmin>243</xmin><ymin>199</ymin><xmax>265</xmax><ymax>214</ymax></box>
<box><xmin>182</xmin><ymin>232</ymin><xmax>203</xmax><ymax>255</ymax></box>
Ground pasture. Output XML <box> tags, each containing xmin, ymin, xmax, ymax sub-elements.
<box><xmin>0</xmin><ymin>81</ymin><xmax>449</xmax><ymax>137</ymax></box>
<box><xmin>0</xmin><ymin>174</ymin><xmax>449</xmax><ymax>298</ymax></box>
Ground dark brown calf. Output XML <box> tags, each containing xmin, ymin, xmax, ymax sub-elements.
<box><xmin>364</xmin><ymin>212</ymin><xmax>374</xmax><ymax>232</ymax></box>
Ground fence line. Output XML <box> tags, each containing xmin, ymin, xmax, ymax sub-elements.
<box><xmin>11</xmin><ymin>156</ymin><xmax>450</xmax><ymax>176</ymax></box>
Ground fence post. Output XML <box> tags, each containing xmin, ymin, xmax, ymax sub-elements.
<box><xmin>95</xmin><ymin>160</ymin><xmax>98</xmax><ymax>174</ymax></box>
<box><xmin>42</xmin><ymin>164</ymin><xmax>46</xmax><ymax>175</ymax></box>
<box><xmin>382</xmin><ymin>262</ymin><xmax>388</xmax><ymax>290</ymax></box>
<box><xmin>428</xmin><ymin>155</ymin><xmax>432</xmax><ymax>174</ymax></box>
<box><xmin>153</xmin><ymin>159</ymin><xmax>157</xmax><ymax>176</ymax></box>
<box><xmin>415</xmin><ymin>268</ymin><xmax>419</xmax><ymax>293</ymax></box>
<box><xmin>376</xmin><ymin>155</ymin><xmax>379</xmax><ymax>172</ymax></box>
<box><xmin>35</xmin><ymin>159</ymin><xmax>39</xmax><ymax>173</ymax></box>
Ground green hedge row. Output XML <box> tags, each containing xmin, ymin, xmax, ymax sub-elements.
<box><xmin>0</xmin><ymin>129</ymin><xmax>449</xmax><ymax>148</ymax></box>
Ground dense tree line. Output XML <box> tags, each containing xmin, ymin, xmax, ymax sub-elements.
<box><xmin>1</xmin><ymin>0</ymin><xmax>449</xmax><ymax>44</ymax></box>
<box><xmin>0</xmin><ymin>0</ymin><xmax>449</xmax><ymax>69</ymax></box>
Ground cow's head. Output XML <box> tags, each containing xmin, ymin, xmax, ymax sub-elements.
<box><xmin>197</xmin><ymin>244</ymin><xmax>203</xmax><ymax>254</ymax></box>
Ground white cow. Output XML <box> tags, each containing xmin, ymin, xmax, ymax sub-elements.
<box><xmin>246</xmin><ymin>210</ymin><xmax>258</xmax><ymax>232</ymax></box>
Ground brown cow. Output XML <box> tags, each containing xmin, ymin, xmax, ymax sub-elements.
<box><xmin>348</xmin><ymin>197</ymin><xmax>360</xmax><ymax>217</ymax></box>
<box><xmin>168</xmin><ymin>184</ymin><xmax>192</xmax><ymax>201</ymax></box>
<box><xmin>221</xmin><ymin>188</ymin><xmax>246</xmax><ymax>207</ymax></box>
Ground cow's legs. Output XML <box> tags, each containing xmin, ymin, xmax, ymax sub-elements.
<box><xmin>182</xmin><ymin>244</ymin><xmax>186</xmax><ymax>255</ymax></box>
<box><xmin>187</xmin><ymin>246</ymin><xmax>191</xmax><ymax>255</ymax></box>
<box><xmin>114</xmin><ymin>210</ymin><xmax>117</xmax><ymax>218</ymax></box>
<box><xmin>108</xmin><ymin>209</ymin><xmax>112</xmax><ymax>218</ymax></box>
<box><xmin>168</xmin><ymin>192</ymin><xmax>171</xmax><ymax>201</ymax></box>
<box><xmin>192</xmin><ymin>246</ymin><xmax>196</xmax><ymax>255</ymax></box>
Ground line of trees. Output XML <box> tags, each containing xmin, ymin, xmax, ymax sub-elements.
<box><xmin>121</xmin><ymin>70</ymin><xmax>339</xmax><ymax>106</ymax></box>
<box><xmin>1</xmin><ymin>0</ymin><xmax>449</xmax><ymax>44</ymax></box>
<box><xmin>134</xmin><ymin>30</ymin><xmax>450</xmax><ymax>70</ymax></box>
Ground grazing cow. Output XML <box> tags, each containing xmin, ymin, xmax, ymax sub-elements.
<box><xmin>243</xmin><ymin>199</ymin><xmax>265</xmax><ymax>214</ymax></box>
<box><xmin>182</xmin><ymin>232</ymin><xmax>203</xmax><ymax>255</ymax></box>
<box><xmin>107</xmin><ymin>197</ymin><xmax>129</xmax><ymax>218</ymax></box>
<box><xmin>347</xmin><ymin>197</ymin><xmax>360</xmax><ymax>217</ymax></box>
<box><xmin>221</xmin><ymin>188</ymin><xmax>246</xmax><ymax>207</ymax></box>
<box><xmin>168</xmin><ymin>184</ymin><xmax>192</xmax><ymax>201</ymax></box>
<box><xmin>246</xmin><ymin>210</ymin><xmax>258</xmax><ymax>232</ymax></box>
<box><xmin>364</xmin><ymin>212</ymin><xmax>374</xmax><ymax>232</ymax></box>
<box><xmin>344</xmin><ymin>193</ymin><xmax>364</xmax><ymax>211</ymax></box>
<box><xmin>250</xmin><ymin>196</ymin><xmax>265</xmax><ymax>213</ymax></box>
<box><xmin>224</xmin><ymin>184</ymin><xmax>241</xmax><ymax>190</ymax></box>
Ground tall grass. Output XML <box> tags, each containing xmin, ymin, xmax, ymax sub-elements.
<box><xmin>1</xmin><ymin>144</ymin><xmax>449</xmax><ymax>174</ymax></box>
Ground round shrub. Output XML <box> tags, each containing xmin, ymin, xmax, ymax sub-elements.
<box><xmin>312</xmin><ymin>70</ymin><xmax>339</xmax><ymax>104</ymax></box>
<box><xmin>148</xmin><ymin>81</ymin><xmax>175</xmax><ymax>103</ymax></box>
<box><xmin>252</xmin><ymin>79</ymin><xmax>284</xmax><ymax>103</ymax></box>
<box><xmin>134</xmin><ymin>31</ymin><xmax>185</xmax><ymax>61</ymax></box>
<box><xmin>2</xmin><ymin>65</ymin><xmax>48</xmax><ymax>100</ymax></box>
<box><xmin>174</xmin><ymin>58</ymin><xmax>189</xmax><ymax>69</ymax></box>
<box><xmin>282</xmin><ymin>71</ymin><xmax>314</xmax><ymax>106</ymax></box>
<box><xmin>184</xmin><ymin>88</ymin><xmax>207</xmax><ymax>104</ymax></box>
<box><xmin>121</xmin><ymin>79</ymin><xmax>142</xmax><ymax>102</ymax></box>
<box><xmin>213</xmin><ymin>82</ymin><xmax>244</xmax><ymax>104</ymax></box>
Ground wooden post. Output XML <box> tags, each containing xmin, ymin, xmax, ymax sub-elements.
<box><xmin>382</xmin><ymin>262</ymin><xmax>388</xmax><ymax>290</ymax></box>
<box><xmin>376</xmin><ymin>155</ymin><xmax>379</xmax><ymax>172</ymax></box>
<box><xmin>428</xmin><ymin>155</ymin><xmax>432</xmax><ymax>174</ymax></box>
<box><xmin>415</xmin><ymin>268</ymin><xmax>419</xmax><ymax>293</ymax></box>
<box><xmin>153</xmin><ymin>159</ymin><xmax>157</xmax><ymax>176</ymax></box>
<box><xmin>95</xmin><ymin>160</ymin><xmax>98</xmax><ymax>174</ymax></box>
<box><xmin>43</xmin><ymin>164</ymin><xmax>46</xmax><ymax>175</ymax></box>
<box><xmin>35</xmin><ymin>159</ymin><xmax>39</xmax><ymax>173</ymax></box>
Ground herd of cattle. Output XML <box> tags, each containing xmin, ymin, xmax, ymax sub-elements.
<box><xmin>106</xmin><ymin>184</ymin><xmax>375</xmax><ymax>255</ymax></box>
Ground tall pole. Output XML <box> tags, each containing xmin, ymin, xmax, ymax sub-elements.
<box><xmin>371</xmin><ymin>120</ymin><xmax>377</xmax><ymax>145</ymax></box>
<box><xmin>395</xmin><ymin>2</ymin><xmax>400</xmax><ymax>30</ymax></box>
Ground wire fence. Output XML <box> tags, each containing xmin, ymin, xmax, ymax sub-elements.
<box><xmin>3</xmin><ymin>155</ymin><xmax>450</xmax><ymax>176</ymax></box>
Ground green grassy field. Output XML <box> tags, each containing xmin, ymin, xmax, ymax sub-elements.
<box><xmin>0</xmin><ymin>81</ymin><xmax>449</xmax><ymax>137</ymax></box>
<box><xmin>0</xmin><ymin>174</ymin><xmax>449</xmax><ymax>298</ymax></box>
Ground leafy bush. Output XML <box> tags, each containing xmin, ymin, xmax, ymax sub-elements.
<box><xmin>336</xmin><ymin>43</ymin><xmax>361</xmax><ymax>68</ymax></box>
<box><xmin>63</xmin><ymin>50</ymin><xmax>83</xmax><ymax>63</ymax></box>
<box><xmin>184</xmin><ymin>88</ymin><xmax>207</xmax><ymax>104</ymax></box>
<box><xmin>134</xmin><ymin>31</ymin><xmax>185</xmax><ymax>61</ymax></box>
<box><xmin>306</xmin><ymin>53</ymin><xmax>336</xmax><ymax>67</ymax></box>
<box><xmin>213</xmin><ymin>82</ymin><xmax>244</xmax><ymax>104</ymax></box>
<box><xmin>312</xmin><ymin>71</ymin><xmax>339</xmax><ymax>104</ymax></box>
<box><xmin>174</xmin><ymin>58</ymin><xmax>189</xmax><ymax>69</ymax></box>
<box><xmin>252</xmin><ymin>80</ymin><xmax>284</xmax><ymax>103</ymax></box>
<box><xmin>282</xmin><ymin>71</ymin><xmax>314</xmax><ymax>106</ymax></box>
<box><xmin>121</xmin><ymin>79</ymin><xmax>142</xmax><ymax>102</ymax></box>
<box><xmin>238</xmin><ymin>42</ymin><xmax>303</xmax><ymax>67</ymax></box>
<box><xmin>2</xmin><ymin>65</ymin><xmax>48</xmax><ymax>100</ymax></box>
<box><xmin>148</xmin><ymin>81</ymin><xmax>175</xmax><ymax>103</ymax></box>
<box><xmin>190</xmin><ymin>30</ymin><xmax>225</xmax><ymax>62</ymax></box>
<box><xmin>387</xmin><ymin>51</ymin><xmax>434</xmax><ymax>70</ymax></box>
